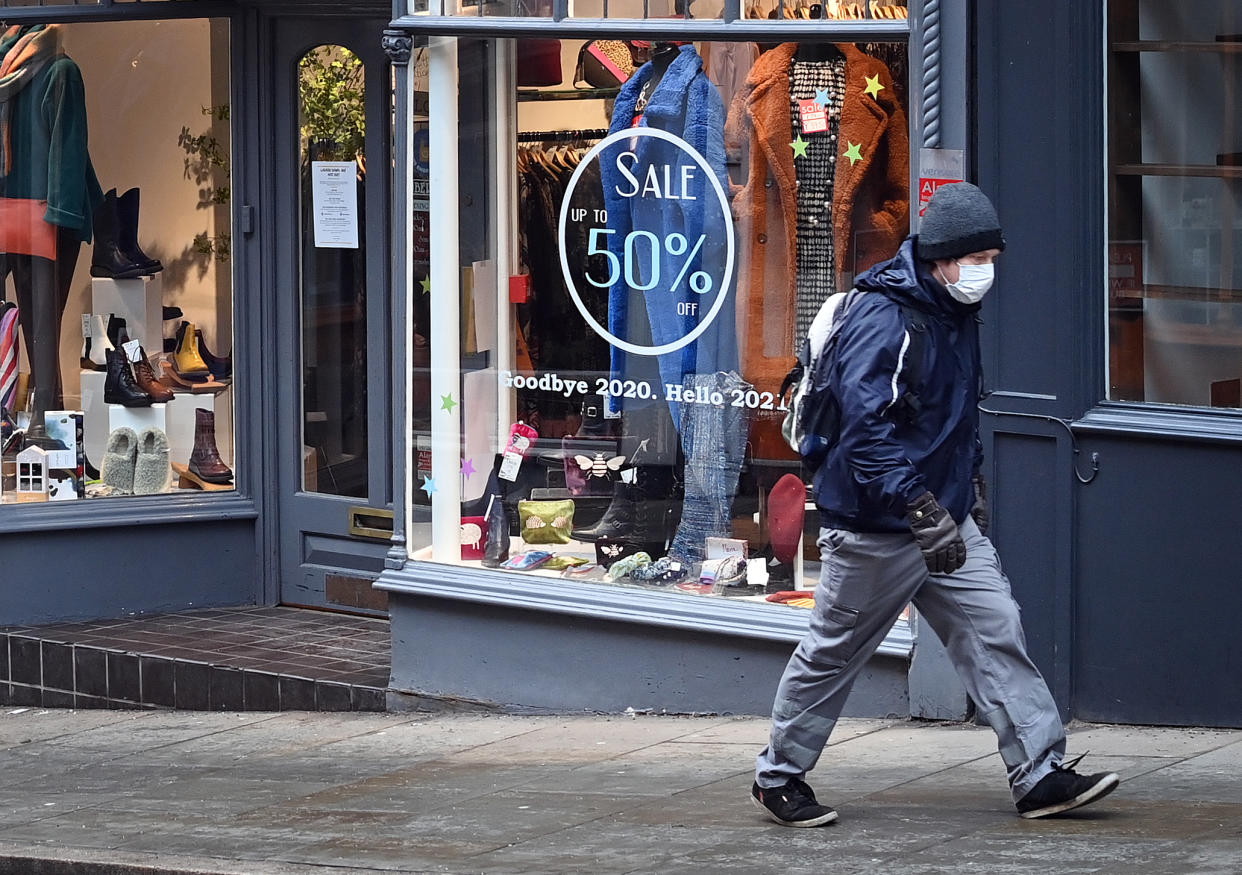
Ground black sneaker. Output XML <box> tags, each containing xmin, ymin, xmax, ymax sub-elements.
<box><xmin>1016</xmin><ymin>754</ymin><xmax>1120</xmax><ymax>819</ymax></box>
<box><xmin>751</xmin><ymin>778</ymin><xmax>838</xmax><ymax>827</ymax></box>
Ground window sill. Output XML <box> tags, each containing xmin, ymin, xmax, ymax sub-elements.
<box><xmin>376</xmin><ymin>559</ymin><xmax>914</xmax><ymax>658</ymax></box>
<box><xmin>1075</xmin><ymin>403</ymin><xmax>1242</xmax><ymax>445</ymax></box>
<box><xmin>0</xmin><ymin>492</ymin><xmax>258</xmax><ymax>534</ymax></box>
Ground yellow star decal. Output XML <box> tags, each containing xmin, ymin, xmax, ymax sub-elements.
<box><xmin>420</xmin><ymin>277</ymin><xmax>431</xmax><ymax>293</ymax></box>
<box><xmin>844</xmin><ymin>142</ymin><xmax>863</xmax><ymax>166</ymax></box>
<box><xmin>790</xmin><ymin>135</ymin><xmax>809</xmax><ymax>159</ymax></box>
<box><xmin>863</xmin><ymin>74</ymin><xmax>885</xmax><ymax>99</ymax></box>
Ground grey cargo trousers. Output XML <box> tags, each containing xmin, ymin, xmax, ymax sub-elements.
<box><xmin>756</xmin><ymin>517</ymin><xmax>1065</xmax><ymax>803</ymax></box>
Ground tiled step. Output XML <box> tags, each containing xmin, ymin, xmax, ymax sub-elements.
<box><xmin>0</xmin><ymin>606</ymin><xmax>390</xmax><ymax>712</ymax></box>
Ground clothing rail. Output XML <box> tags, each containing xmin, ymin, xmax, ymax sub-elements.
<box><xmin>516</xmin><ymin>128</ymin><xmax>610</xmax><ymax>143</ymax></box>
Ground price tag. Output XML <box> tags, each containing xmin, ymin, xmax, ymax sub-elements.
<box><xmin>498</xmin><ymin>422</ymin><xmax>538</xmax><ymax>482</ymax></box>
<box><xmin>82</xmin><ymin>314</ymin><xmax>93</xmax><ymax>338</ymax></box>
<box><xmin>123</xmin><ymin>339</ymin><xmax>143</xmax><ymax>362</ymax></box>
<box><xmin>798</xmin><ymin>99</ymin><xmax>827</xmax><ymax>134</ymax></box>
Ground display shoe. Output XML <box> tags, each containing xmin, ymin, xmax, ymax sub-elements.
<box><xmin>116</xmin><ymin>187</ymin><xmax>163</xmax><ymax>274</ymax></box>
<box><xmin>195</xmin><ymin>329</ymin><xmax>232</xmax><ymax>379</ymax></box>
<box><xmin>103</xmin><ymin>348</ymin><xmax>153</xmax><ymax>407</ymax></box>
<box><xmin>571</xmin><ymin>481</ymin><xmax>637</xmax><ymax>542</ymax></box>
<box><xmin>130</xmin><ymin>348</ymin><xmax>175</xmax><ymax>403</ymax></box>
<box><xmin>90</xmin><ymin>189</ymin><xmax>147</xmax><ymax>279</ymax></box>
<box><xmin>106</xmin><ymin>314</ymin><xmax>130</xmax><ymax>349</ymax></box>
<box><xmin>189</xmin><ymin>408</ymin><xmax>233</xmax><ymax>484</ymax></box>
<box><xmin>480</xmin><ymin>492</ymin><xmax>511</xmax><ymax>568</ymax></box>
<box><xmin>573</xmin><ymin>393</ymin><xmax>614</xmax><ymax>437</ymax></box>
<box><xmin>173</xmin><ymin>321</ymin><xmax>211</xmax><ymax>379</ymax></box>
<box><xmin>133</xmin><ymin>427</ymin><xmax>171</xmax><ymax>495</ymax></box>
<box><xmin>162</xmin><ymin>306</ymin><xmax>183</xmax><ymax>353</ymax></box>
<box><xmin>80</xmin><ymin>314</ymin><xmax>114</xmax><ymax>371</ymax></box>
<box><xmin>101</xmin><ymin>427</ymin><xmax>139</xmax><ymax>494</ymax></box>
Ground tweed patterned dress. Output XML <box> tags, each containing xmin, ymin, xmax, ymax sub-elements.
<box><xmin>789</xmin><ymin>56</ymin><xmax>847</xmax><ymax>354</ymax></box>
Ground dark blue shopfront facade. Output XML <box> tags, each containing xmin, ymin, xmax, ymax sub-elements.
<box><xmin>974</xmin><ymin>2</ymin><xmax>1241</xmax><ymax>727</ymax></box>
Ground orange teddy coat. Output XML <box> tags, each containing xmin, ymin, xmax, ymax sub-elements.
<box><xmin>726</xmin><ymin>42</ymin><xmax>910</xmax><ymax>459</ymax></box>
<box><xmin>727</xmin><ymin>44</ymin><xmax>910</xmax><ymax>386</ymax></box>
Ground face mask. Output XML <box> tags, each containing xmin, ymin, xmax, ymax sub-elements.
<box><xmin>941</xmin><ymin>261</ymin><xmax>995</xmax><ymax>304</ymax></box>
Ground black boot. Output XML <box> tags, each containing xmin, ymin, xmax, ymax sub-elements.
<box><xmin>572</xmin><ymin>481</ymin><xmax>638</xmax><ymax>543</ymax></box>
<box><xmin>116</xmin><ymin>187</ymin><xmax>163</xmax><ymax>275</ymax></box>
<box><xmin>90</xmin><ymin>189</ymin><xmax>147</xmax><ymax>280</ymax></box>
<box><xmin>106</xmin><ymin>314</ymin><xmax>130</xmax><ymax>349</ymax></box>
<box><xmin>104</xmin><ymin>348</ymin><xmax>152</xmax><ymax>407</ymax></box>
<box><xmin>481</xmin><ymin>494</ymin><xmax>510</xmax><ymax>568</ymax></box>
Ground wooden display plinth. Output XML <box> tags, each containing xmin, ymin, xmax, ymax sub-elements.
<box><xmin>171</xmin><ymin>461</ymin><xmax>233</xmax><ymax>492</ymax></box>
<box><xmin>160</xmin><ymin>361</ymin><xmax>227</xmax><ymax>393</ymax></box>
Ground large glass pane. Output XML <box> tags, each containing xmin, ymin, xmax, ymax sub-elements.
<box><xmin>421</xmin><ymin>37</ymin><xmax>910</xmax><ymax>604</ymax></box>
<box><xmin>298</xmin><ymin>45</ymin><xmax>369</xmax><ymax>496</ymax></box>
<box><xmin>425</xmin><ymin>0</ymin><xmax>907</xmax><ymax>24</ymax></box>
<box><xmin>0</xmin><ymin>19</ymin><xmax>235</xmax><ymax>505</ymax></box>
<box><xmin>1108</xmin><ymin>1</ymin><xmax>1242</xmax><ymax>406</ymax></box>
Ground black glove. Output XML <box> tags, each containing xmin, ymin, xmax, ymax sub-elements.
<box><xmin>971</xmin><ymin>473</ymin><xmax>990</xmax><ymax>535</ymax></box>
<box><xmin>906</xmin><ymin>491</ymin><xmax>966</xmax><ymax>574</ymax></box>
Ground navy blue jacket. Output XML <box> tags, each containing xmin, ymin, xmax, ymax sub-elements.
<box><xmin>815</xmin><ymin>237</ymin><xmax>984</xmax><ymax>533</ymax></box>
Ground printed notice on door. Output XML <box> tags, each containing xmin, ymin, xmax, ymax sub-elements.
<box><xmin>311</xmin><ymin>161</ymin><xmax>360</xmax><ymax>249</ymax></box>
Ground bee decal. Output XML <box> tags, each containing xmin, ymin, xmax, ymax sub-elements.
<box><xmin>574</xmin><ymin>452</ymin><xmax>626</xmax><ymax>479</ymax></box>
<box><xmin>601</xmin><ymin>543</ymin><xmax>623</xmax><ymax>558</ymax></box>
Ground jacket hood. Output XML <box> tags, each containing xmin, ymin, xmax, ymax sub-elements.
<box><xmin>854</xmin><ymin>236</ymin><xmax>979</xmax><ymax>319</ymax></box>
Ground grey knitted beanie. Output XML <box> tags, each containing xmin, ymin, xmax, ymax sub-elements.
<box><xmin>916</xmin><ymin>182</ymin><xmax>1006</xmax><ymax>261</ymax></box>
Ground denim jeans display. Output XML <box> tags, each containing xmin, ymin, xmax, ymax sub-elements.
<box><xmin>668</xmin><ymin>370</ymin><xmax>751</xmax><ymax>563</ymax></box>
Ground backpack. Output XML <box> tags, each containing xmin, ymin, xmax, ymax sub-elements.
<box><xmin>779</xmin><ymin>289</ymin><xmax>927</xmax><ymax>467</ymax></box>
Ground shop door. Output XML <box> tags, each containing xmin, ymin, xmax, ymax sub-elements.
<box><xmin>271</xmin><ymin>17</ymin><xmax>393</xmax><ymax>613</ymax></box>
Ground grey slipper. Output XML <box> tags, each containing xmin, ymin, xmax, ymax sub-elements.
<box><xmin>101</xmin><ymin>427</ymin><xmax>139</xmax><ymax>494</ymax></box>
<box><xmin>133</xmin><ymin>427</ymin><xmax>171</xmax><ymax>495</ymax></box>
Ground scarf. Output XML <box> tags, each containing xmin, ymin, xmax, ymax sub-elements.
<box><xmin>0</xmin><ymin>24</ymin><xmax>61</xmax><ymax>179</ymax></box>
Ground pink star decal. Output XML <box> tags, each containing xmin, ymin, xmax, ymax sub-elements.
<box><xmin>461</xmin><ymin>458</ymin><xmax>476</xmax><ymax>479</ymax></box>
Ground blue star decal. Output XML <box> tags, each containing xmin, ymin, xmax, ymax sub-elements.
<box><xmin>814</xmin><ymin>88</ymin><xmax>832</xmax><ymax>108</ymax></box>
<box><xmin>420</xmin><ymin>476</ymin><xmax>437</xmax><ymax>496</ymax></box>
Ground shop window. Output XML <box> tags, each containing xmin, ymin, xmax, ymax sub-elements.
<box><xmin>1107</xmin><ymin>1</ymin><xmax>1242</xmax><ymax>407</ymax></box>
<box><xmin>0</xmin><ymin>19</ymin><xmax>234</xmax><ymax>505</ymax></box>
<box><xmin>418</xmin><ymin>0</ymin><xmax>906</xmax><ymax>24</ymax></box>
<box><xmin>416</xmin><ymin>36</ymin><xmax>910</xmax><ymax>604</ymax></box>
<box><xmin>298</xmin><ymin>45</ymin><xmax>369</xmax><ymax>497</ymax></box>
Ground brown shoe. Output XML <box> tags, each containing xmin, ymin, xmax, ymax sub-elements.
<box><xmin>131</xmin><ymin>350</ymin><xmax>176</xmax><ymax>403</ymax></box>
<box><xmin>188</xmin><ymin>408</ymin><xmax>233</xmax><ymax>484</ymax></box>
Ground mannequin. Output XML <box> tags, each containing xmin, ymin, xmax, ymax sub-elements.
<box><xmin>0</xmin><ymin>24</ymin><xmax>102</xmax><ymax>448</ymax></box>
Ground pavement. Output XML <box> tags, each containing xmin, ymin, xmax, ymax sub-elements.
<box><xmin>0</xmin><ymin>708</ymin><xmax>1240</xmax><ymax>875</ymax></box>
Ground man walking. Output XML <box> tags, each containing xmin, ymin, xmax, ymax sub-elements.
<box><xmin>751</xmin><ymin>183</ymin><xmax>1119</xmax><ymax>826</ymax></box>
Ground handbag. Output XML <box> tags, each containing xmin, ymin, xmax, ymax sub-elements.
<box><xmin>574</xmin><ymin>40</ymin><xmax>642</xmax><ymax>88</ymax></box>
<box><xmin>0</xmin><ymin>198</ymin><xmax>57</xmax><ymax>260</ymax></box>
<box><xmin>518</xmin><ymin>498</ymin><xmax>575</xmax><ymax>545</ymax></box>
<box><xmin>459</xmin><ymin>515</ymin><xmax>488</xmax><ymax>560</ymax></box>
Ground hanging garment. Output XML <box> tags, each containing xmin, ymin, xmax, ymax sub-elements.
<box><xmin>0</xmin><ymin>300</ymin><xmax>18</xmax><ymax>410</ymax></box>
<box><xmin>788</xmin><ymin>55</ymin><xmax>847</xmax><ymax>353</ymax></box>
<box><xmin>727</xmin><ymin>41</ymin><xmax>909</xmax><ymax>403</ymax></box>
<box><xmin>600</xmin><ymin>44</ymin><xmax>738</xmax><ymax>423</ymax></box>
<box><xmin>0</xmin><ymin>25</ymin><xmax>103</xmax><ymax>244</ymax></box>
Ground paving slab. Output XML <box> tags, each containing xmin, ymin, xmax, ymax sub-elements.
<box><xmin>0</xmin><ymin>712</ymin><xmax>1236</xmax><ymax>874</ymax></box>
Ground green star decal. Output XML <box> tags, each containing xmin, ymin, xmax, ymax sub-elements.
<box><xmin>420</xmin><ymin>277</ymin><xmax>431</xmax><ymax>293</ymax></box>
<box><xmin>844</xmin><ymin>142</ymin><xmax>863</xmax><ymax>166</ymax></box>
<box><xmin>790</xmin><ymin>135</ymin><xmax>809</xmax><ymax>159</ymax></box>
<box><xmin>863</xmin><ymin>74</ymin><xmax>884</xmax><ymax>99</ymax></box>
<box><xmin>440</xmin><ymin>393</ymin><xmax>457</xmax><ymax>413</ymax></box>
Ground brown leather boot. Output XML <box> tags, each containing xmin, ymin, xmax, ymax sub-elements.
<box><xmin>188</xmin><ymin>408</ymin><xmax>233</xmax><ymax>484</ymax></box>
<box><xmin>131</xmin><ymin>349</ymin><xmax>176</xmax><ymax>403</ymax></box>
